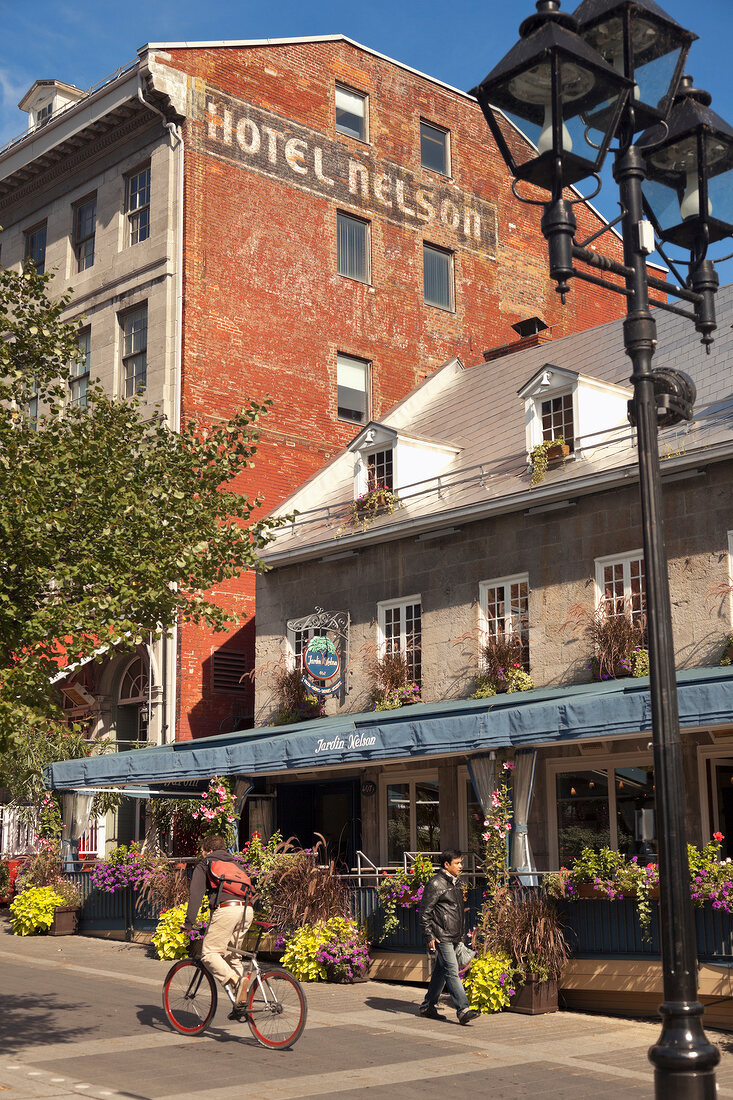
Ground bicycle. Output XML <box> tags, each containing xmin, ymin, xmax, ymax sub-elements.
<box><xmin>162</xmin><ymin>918</ymin><xmax>307</xmax><ymax>1048</ymax></box>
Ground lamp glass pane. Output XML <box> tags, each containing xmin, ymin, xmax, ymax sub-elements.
<box><xmin>584</xmin><ymin>15</ymin><xmax>683</xmax><ymax>117</ymax></box>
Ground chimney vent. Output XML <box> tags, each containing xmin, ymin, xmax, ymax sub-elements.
<box><xmin>483</xmin><ymin>316</ymin><xmax>552</xmax><ymax>364</ymax></box>
<box><xmin>511</xmin><ymin>317</ymin><xmax>549</xmax><ymax>339</ymax></box>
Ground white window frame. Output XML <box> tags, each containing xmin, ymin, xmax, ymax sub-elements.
<box><xmin>727</xmin><ymin>531</ymin><xmax>733</xmax><ymax>626</ymax></box>
<box><xmin>120</xmin><ymin>305</ymin><xmax>148</xmax><ymax>397</ymax></box>
<box><xmin>379</xmin><ymin>770</ymin><xmax>439</xmax><ymax>864</ymax></box>
<box><xmin>0</xmin><ymin>806</ymin><xmax>36</xmax><ymax>856</ymax></box>
<box><xmin>697</xmin><ymin>741</ymin><xmax>733</xmax><ymax>843</ymax></box>
<box><xmin>478</xmin><ymin>573</ymin><xmax>530</xmax><ymax>666</ymax></box>
<box><xmin>536</xmin><ymin>388</ymin><xmax>576</xmax><ymax>452</ymax></box>
<box><xmin>78</xmin><ymin>816</ymin><xmax>106</xmax><ymax>858</ymax></box>
<box><xmin>337</xmin><ymin>352</ymin><xmax>371</xmax><ymax>425</ymax></box>
<box><xmin>125</xmin><ymin>163</ymin><xmax>151</xmax><ymax>246</ymax></box>
<box><xmin>420</xmin><ymin>119</ymin><xmax>451</xmax><ymax>176</ymax></box>
<box><xmin>423</xmin><ymin>242</ymin><xmax>454</xmax><ymax>311</ymax></box>
<box><xmin>286</xmin><ymin>624</ymin><xmax>329</xmax><ymax>672</ymax></box>
<box><xmin>546</xmin><ymin>750</ymin><xmax>655</xmax><ymax>868</ymax></box>
<box><xmin>458</xmin><ymin>764</ymin><xmax>485</xmax><ymax>857</ymax></box>
<box><xmin>70</xmin><ymin>328</ymin><xmax>91</xmax><ymax>408</ymax></box>
<box><xmin>377</xmin><ymin>594</ymin><xmax>422</xmax><ymax>685</ymax></box>
<box><xmin>335</xmin><ymin>83</ymin><xmax>368</xmax><ymax>143</ymax></box>
<box><xmin>73</xmin><ymin>194</ymin><xmax>97</xmax><ymax>272</ymax></box>
<box><xmin>594</xmin><ymin>549</ymin><xmax>646</xmax><ymax>620</ymax></box>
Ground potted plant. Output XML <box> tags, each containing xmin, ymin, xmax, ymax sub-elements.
<box><xmin>376</xmin><ymin>853</ymin><xmax>434</xmax><ymax>938</ymax></box>
<box><xmin>470</xmin><ymin>634</ymin><xmax>534</xmax><ymax>697</ymax></box>
<box><xmin>720</xmin><ymin>635</ymin><xmax>733</xmax><ymax>666</ymax></box>
<box><xmin>9</xmin><ymin>881</ymin><xmax>82</xmax><ymax>936</ymax></box>
<box><xmin>271</xmin><ymin>666</ymin><xmax>325</xmax><ymax>725</ymax></box>
<box><xmin>349</xmin><ymin>484</ymin><xmax>400</xmax><ymax>530</ymax></box>
<box><xmin>529</xmin><ymin>437</ymin><xmax>568</xmax><ymax>487</ymax></box>
<box><xmin>280</xmin><ymin>916</ymin><xmax>371</xmax><ymax>983</ymax></box>
<box><xmin>369</xmin><ymin>651</ymin><xmax>421</xmax><ymax>711</ymax></box>
<box><xmin>471</xmin><ymin>888</ymin><xmax>569</xmax><ymax>1014</ymax></box>
<box><xmin>563</xmin><ymin>598</ymin><xmax>647</xmax><ymax>681</ymax></box>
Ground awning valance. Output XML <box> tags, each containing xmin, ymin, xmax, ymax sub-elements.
<box><xmin>44</xmin><ymin>667</ymin><xmax>733</xmax><ymax>791</ymax></box>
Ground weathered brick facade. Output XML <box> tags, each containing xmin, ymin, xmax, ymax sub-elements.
<box><xmin>151</xmin><ymin>37</ymin><xmax>639</xmax><ymax>740</ymax></box>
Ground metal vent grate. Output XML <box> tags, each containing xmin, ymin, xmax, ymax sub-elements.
<box><xmin>211</xmin><ymin>650</ymin><xmax>248</xmax><ymax>694</ymax></box>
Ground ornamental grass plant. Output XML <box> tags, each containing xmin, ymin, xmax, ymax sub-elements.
<box><xmin>471</xmin><ymin>635</ymin><xmax>534</xmax><ymax>696</ymax></box>
<box><xmin>369</xmin><ymin>651</ymin><xmax>421</xmax><ymax>711</ymax></box>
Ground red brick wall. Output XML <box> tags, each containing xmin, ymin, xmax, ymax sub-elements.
<box><xmin>157</xmin><ymin>39</ymin><xmax>645</xmax><ymax>739</ymax></box>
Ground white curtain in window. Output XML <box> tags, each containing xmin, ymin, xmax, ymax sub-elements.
<box><xmin>510</xmin><ymin>749</ymin><xmax>537</xmax><ymax>884</ymax></box>
<box><xmin>467</xmin><ymin>752</ymin><xmax>497</xmax><ymax>817</ymax></box>
<box><xmin>62</xmin><ymin>792</ymin><xmax>94</xmax><ymax>842</ymax></box>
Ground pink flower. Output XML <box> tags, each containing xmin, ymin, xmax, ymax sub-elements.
<box><xmin>714</xmin><ymin>832</ymin><xmax>725</xmax><ymax>843</ymax></box>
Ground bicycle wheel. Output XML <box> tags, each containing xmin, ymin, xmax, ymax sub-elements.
<box><xmin>246</xmin><ymin>967</ymin><xmax>307</xmax><ymax>1049</ymax></box>
<box><xmin>162</xmin><ymin>959</ymin><xmax>218</xmax><ymax>1035</ymax></box>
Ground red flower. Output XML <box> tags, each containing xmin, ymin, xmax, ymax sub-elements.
<box><xmin>713</xmin><ymin>832</ymin><xmax>724</xmax><ymax>843</ymax></box>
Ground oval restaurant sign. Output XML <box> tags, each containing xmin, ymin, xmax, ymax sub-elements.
<box><xmin>303</xmin><ymin>637</ymin><xmax>341</xmax><ymax>696</ymax></box>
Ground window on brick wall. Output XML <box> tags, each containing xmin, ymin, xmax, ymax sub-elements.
<box><xmin>125</xmin><ymin>164</ymin><xmax>151</xmax><ymax>246</ymax></box>
<box><xmin>73</xmin><ymin>195</ymin><xmax>96</xmax><ymax>272</ymax></box>
<box><xmin>24</xmin><ymin>222</ymin><xmax>47</xmax><ymax>274</ymax></box>
<box><xmin>423</xmin><ymin>243</ymin><xmax>453</xmax><ymax>310</ymax></box>
<box><xmin>121</xmin><ymin>305</ymin><xmax>147</xmax><ymax>397</ymax></box>
<box><xmin>420</xmin><ymin>120</ymin><xmax>450</xmax><ymax>175</ymax></box>
<box><xmin>335</xmin><ymin>84</ymin><xmax>368</xmax><ymax>141</ymax></box>
<box><xmin>337</xmin><ymin>212</ymin><xmax>370</xmax><ymax>282</ymax></box>
<box><xmin>378</xmin><ymin>596</ymin><xmax>422</xmax><ymax>687</ymax></box>
<box><xmin>337</xmin><ymin>353</ymin><xmax>370</xmax><ymax>424</ymax></box>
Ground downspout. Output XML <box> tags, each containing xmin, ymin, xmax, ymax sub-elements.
<box><xmin>137</xmin><ymin>74</ymin><xmax>184</xmax><ymax>745</ymax></box>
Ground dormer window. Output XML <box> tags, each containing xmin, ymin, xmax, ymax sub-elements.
<box><xmin>540</xmin><ymin>392</ymin><xmax>575</xmax><ymax>453</ymax></box>
<box><xmin>367</xmin><ymin>448</ymin><xmax>393</xmax><ymax>492</ymax></box>
<box><xmin>36</xmin><ymin>102</ymin><xmax>53</xmax><ymax>126</ymax></box>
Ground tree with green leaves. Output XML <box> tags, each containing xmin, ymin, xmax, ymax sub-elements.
<box><xmin>0</xmin><ymin>263</ymin><xmax>284</xmax><ymax>800</ymax></box>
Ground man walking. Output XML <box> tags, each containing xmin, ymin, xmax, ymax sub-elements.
<box><xmin>419</xmin><ymin>849</ymin><xmax>480</xmax><ymax>1024</ymax></box>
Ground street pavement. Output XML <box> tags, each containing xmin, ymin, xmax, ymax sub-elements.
<box><xmin>2</xmin><ymin>915</ymin><xmax>733</xmax><ymax>1099</ymax></box>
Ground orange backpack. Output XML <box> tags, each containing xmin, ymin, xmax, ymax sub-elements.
<box><xmin>205</xmin><ymin>857</ymin><xmax>252</xmax><ymax>903</ymax></box>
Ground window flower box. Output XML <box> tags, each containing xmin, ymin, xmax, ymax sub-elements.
<box><xmin>546</xmin><ymin>442</ymin><xmax>570</xmax><ymax>462</ymax></box>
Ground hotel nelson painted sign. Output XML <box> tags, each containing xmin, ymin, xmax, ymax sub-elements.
<box><xmin>201</xmin><ymin>89</ymin><xmax>498</xmax><ymax>257</ymax></box>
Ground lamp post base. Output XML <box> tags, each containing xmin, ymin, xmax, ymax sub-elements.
<box><xmin>649</xmin><ymin>1000</ymin><xmax>720</xmax><ymax>1100</ymax></box>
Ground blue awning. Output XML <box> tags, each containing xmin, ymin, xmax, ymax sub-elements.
<box><xmin>44</xmin><ymin>666</ymin><xmax>733</xmax><ymax>791</ymax></box>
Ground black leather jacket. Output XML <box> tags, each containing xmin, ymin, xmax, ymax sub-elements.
<box><xmin>420</xmin><ymin>869</ymin><xmax>465</xmax><ymax>944</ymax></box>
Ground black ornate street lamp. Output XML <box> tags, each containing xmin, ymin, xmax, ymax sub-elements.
<box><xmin>472</xmin><ymin>3</ymin><xmax>733</xmax><ymax>1097</ymax></box>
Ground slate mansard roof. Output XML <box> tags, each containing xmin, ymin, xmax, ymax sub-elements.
<box><xmin>262</xmin><ymin>283</ymin><xmax>733</xmax><ymax>565</ymax></box>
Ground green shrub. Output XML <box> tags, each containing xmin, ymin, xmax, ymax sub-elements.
<box><xmin>281</xmin><ymin>923</ymin><xmax>327</xmax><ymax>982</ymax></box>
<box><xmin>9</xmin><ymin>886</ymin><xmax>66</xmax><ymax>935</ymax></box>
<box><xmin>462</xmin><ymin>951</ymin><xmax>518</xmax><ymax>1013</ymax></box>
<box><xmin>0</xmin><ymin>861</ymin><xmax>11</xmax><ymax>898</ymax></box>
<box><xmin>152</xmin><ymin>899</ymin><xmax>209</xmax><ymax>960</ymax></box>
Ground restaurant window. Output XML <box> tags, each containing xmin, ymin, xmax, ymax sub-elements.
<box><xmin>423</xmin><ymin>243</ymin><xmax>453</xmax><ymax>310</ymax></box>
<box><xmin>337</xmin><ymin>353</ymin><xmax>369</xmax><ymax>424</ymax></box>
<box><xmin>335</xmin><ymin>84</ymin><xmax>367</xmax><ymax>142</ymax></box>
<box><xmin>595</xmin><ymin>550</ymin><xmax>646</xmax><ymax>628</ymax></box>
<box><xmin>125</xmin><ymin>164</ymin><xmax>151</xmax><ymax>246</ymax></box>
<box><xmin>420</xmin><ymin>120</ymin><xmax>450</xmax><ymax>175</ymax></box>
<box><xmin>540</xmin><ymin>391</ymin><xmax>574</xmax><ymax>451</ymax></box>
<box><xmin>70</xmin><ymin>328</ymin><xmax>91</xmax><ymax>408</ymax></box>
<box><xmin>24</xmin><ymin>222</ymin><xmax>47</xmax><ymax>274</ymax></box>
<box><xmin>121</xmin><ymin>305</ymin><xmax>147</xmax><ymax>397</ymax></box>
<box><xmin>378</xmin><ymin>595</ymin><xmax>422</xmax><ymax>686</ymax></box>
<box><xmin>554</xmin><ymin>763</ymin><xmax>656</xmax><ymax>866</ymax></box>
<box><xmin>337</xmin><ymin>212</ymin><xmax>370</xmax><ymax>283</ymax></box>
<box><xmin>117</xmin><ymin>654</ymin><xmax>149</xmax><ymax>744</ymax></box>
<box><xmin>73</xmin><ymin>195</ymin><xmax>96</xmax><ymax>272</ymax></box>
<box><xmin>384</xmin><ymin>777</ymin><xmax>440</xmax><ymax>863</ymax></box>
<box><xmin>465</xmin><ymin>778</ymin><xmax>484</xmax><ymax>858</ymax></box>
<box><xmin>479</xmin><ymin>574</ymin><xmax>529</xmax><ymax>672</ymax></box>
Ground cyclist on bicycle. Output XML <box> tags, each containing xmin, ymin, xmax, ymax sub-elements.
<box><xmin>183</xmin><ymin>833</ymin><xmax>254</xmax><ymax>1007</ymax></box>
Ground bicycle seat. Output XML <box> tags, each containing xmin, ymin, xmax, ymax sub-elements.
<box><xmin>252</xmin><ymin>919</ymin><xmax>275</xmax><ymax>930</ymax></box>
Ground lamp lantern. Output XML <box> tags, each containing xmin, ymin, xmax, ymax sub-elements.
<box><xmin>470</xmin><ymin>0</ymin><xmax>632</xmax><ymax>195</ymax></box>
<box><xmin>573</xmin><ymin>0</ymin><xmax>697</xmax><ymax>133</ymax></box>
<box><xmin>640</xmin><ymin>76</ymin><xmax>733</xmax><ymax>253</ymax></box>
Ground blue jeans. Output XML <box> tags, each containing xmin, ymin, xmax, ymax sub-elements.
<box><xmin>421</xmin><ymin>940</ymin><xmax>470</xmax><ymax>1016</ymax></box>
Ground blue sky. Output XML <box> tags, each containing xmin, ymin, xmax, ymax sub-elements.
<box><xmin>2</xmin><ymin>0</ymin><xmax>733</xmax><ymax>285</ymax></box>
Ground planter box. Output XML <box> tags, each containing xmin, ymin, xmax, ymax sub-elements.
<box><xmin>510</xmin><ymin>976</ymin><xmax>558</xmax><ymax>1015</ymax></box>
<box><xmin>49</xmin><ymin>906</ymin><xmax>81</xmax><ymax>936</ymax></box>
<box><xmin>546</xmin><ymin>443</ymin><xmax>570</xmax><ymax>462</ymax></box>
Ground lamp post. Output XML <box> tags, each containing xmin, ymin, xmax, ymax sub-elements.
<box><xmin>471</xmin><ymin>3</ymin><xmax>733</xmax><ymax>1097</ymax></box>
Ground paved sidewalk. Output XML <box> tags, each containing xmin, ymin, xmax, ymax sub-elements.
<box><xmin>1</xmin><ymin>919</ymin><xmax>732</xmax><ymax>1099</ymax></box>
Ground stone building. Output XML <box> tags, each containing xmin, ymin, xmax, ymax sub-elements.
<box><xmin>246</xmin><ymin>284</ymin><xmax>733</xmax><ymax>873</ymax></box>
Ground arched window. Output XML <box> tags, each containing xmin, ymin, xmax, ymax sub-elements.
<box><xmin>117</xmin><ymin>655</ymin><xmax>150</xmax><ymax>743</ymax></box>
<box><xmin>119</xmin><ymin>656</ymin><xmax>149</xmax><ymax>705</ymax></box>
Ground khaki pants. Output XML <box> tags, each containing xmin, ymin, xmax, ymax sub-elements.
<box><xmin>201</xmin><ymin>903</ymin><xmax>254</xmax><ymax>988</ymax></box>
